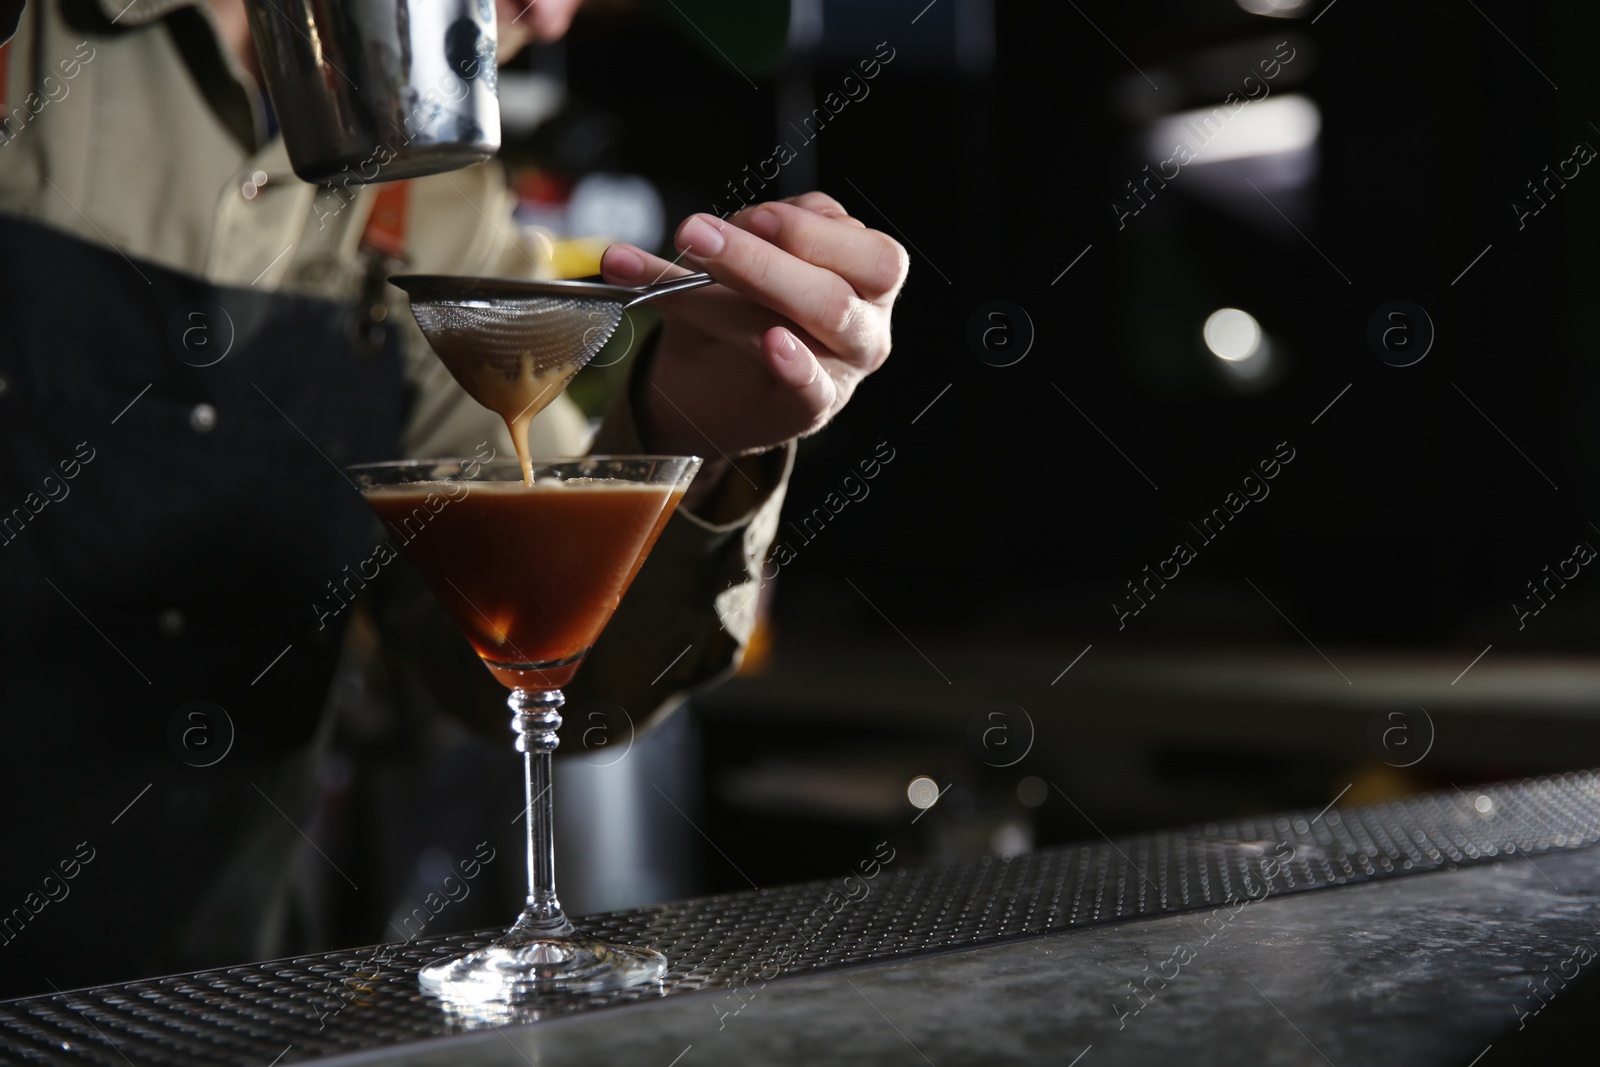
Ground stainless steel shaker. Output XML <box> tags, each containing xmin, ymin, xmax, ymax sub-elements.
<box><xmin>242</xmin><ymin>0</ymin><xmax>502</xmax><ymax>185</ymax></box>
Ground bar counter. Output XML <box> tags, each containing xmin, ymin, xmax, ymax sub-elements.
<box><xmin>5</xmin><ymin>771</ymin><xmax>1599</xmax><ymax>1065</ymax></box>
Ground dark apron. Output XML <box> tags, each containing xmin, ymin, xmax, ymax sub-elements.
<box><xmin>0</xmin><ymin>214</ymin><xmax>405</xmax><ymax>994</ymax></box>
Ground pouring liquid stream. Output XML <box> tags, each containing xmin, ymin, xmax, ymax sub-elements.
<box><xmin>444</xmin><ymin>351</ymin><xmax>584</xmax><ymax>485</ymax></box>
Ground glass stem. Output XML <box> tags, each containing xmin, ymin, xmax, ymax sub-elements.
<box><xmin>511</xmin><ymin>687</ymin><xmax>565</xmax><ymax>928</ymax></box>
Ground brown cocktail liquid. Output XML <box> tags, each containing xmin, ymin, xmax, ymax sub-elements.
<box><xmin>365</xmin><ymin>480</ymin><xmax>683</xmax><ymax>689</ymax></box>
<box><xmin>443</xmin><ymin>355</ymin><xmax>579</xmax><ymax>484</ymax></box>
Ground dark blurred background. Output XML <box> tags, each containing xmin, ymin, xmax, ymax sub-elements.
<box><xmin>319</xmin><ymin>0</ymin><xmax>1600</xmax><ymax>953</ymax></box>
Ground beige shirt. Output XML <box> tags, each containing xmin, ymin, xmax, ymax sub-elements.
<box><xmin>0</xmin><ymin>0</ymin><xmax>791</xmax><ymax>731</ymax></box>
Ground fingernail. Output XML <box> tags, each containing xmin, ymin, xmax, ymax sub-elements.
<box><xmin>605</xmin><ymin>244</ymin><xmax>645</xmax><ymax>277</ymax></box>
<box><xmin>775</xmin><ymin>329</ymin><xmax>799</xmax><ymax>362</ymax></box>
<box><xmin>677</xmin><ymin>215</ymin><xmax>726</xmax><ymax>257</ymax></box>
<box><xmin>747</xmin><ymin>207</ymin><xmax>780</xmax><ymax>240</ymax></box>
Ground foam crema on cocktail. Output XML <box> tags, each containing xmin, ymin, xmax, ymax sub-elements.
<box><xmin>349</xmin><ymin>456</ymin><xmax>700</xmax><ymax>1001</ymax></box>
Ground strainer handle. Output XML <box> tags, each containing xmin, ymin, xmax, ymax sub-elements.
<box><xmin>623</xmin><ymin>272</ymin><xmax>716</xmax><ymax>308</ymax></box>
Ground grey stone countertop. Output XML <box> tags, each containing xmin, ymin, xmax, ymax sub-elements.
<box><xmin>328</xmin><ymin>846</ymin><xmax>1600</xmax><ymax>1066</ymax></box>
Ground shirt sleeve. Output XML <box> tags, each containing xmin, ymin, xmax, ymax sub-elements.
<box><xmin>567</xmin><ymin>334</ymin><xmax>794</xmax><ymax>734</ymax></box>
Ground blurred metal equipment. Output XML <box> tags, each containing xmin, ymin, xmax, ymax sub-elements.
<box><xmin>242</xmin><ymin>0</ymin><xmax>501</xmax><ymax>184</ymax></box>
<box><xmin>9</xmin><ymin>770</ymin><xmax>1600</xmax><ymax>1060</ymax></box>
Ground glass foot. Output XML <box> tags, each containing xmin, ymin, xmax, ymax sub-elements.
<box><xmin>419</xmin><ymin>916</ymin><xmax>667</xmax><ymax>1001</ymax></box>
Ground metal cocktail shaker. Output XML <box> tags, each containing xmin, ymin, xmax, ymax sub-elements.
<box><xmin>242</xmin><ymin>0</ymin><xmax>502</xmax><ymax>185</ymax></box>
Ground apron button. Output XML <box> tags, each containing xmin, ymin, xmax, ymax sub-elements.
<box><xmin>190</xmin><ymin>404</ymin><xmax>218</xmax><ymax>433</ymax></box>
<box><xmin>158</xmin><ymin>609</ymin><xmax>185</xmax><ymax>636</ymax></box>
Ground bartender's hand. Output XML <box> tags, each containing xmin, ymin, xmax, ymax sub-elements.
<box><xmin>600</xmin><ymin>194</ymin><xmax>909</xmax><ymax>460</ymax></box>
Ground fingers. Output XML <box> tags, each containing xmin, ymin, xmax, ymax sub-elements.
<box><xmin>778</xmin><ymin>192</ymin><xmax>865</xmax><ymax>227</ymax></box>
<box><xmin>671</xmin><ymin>213</ymin><xmax>877</xmax><ymax>362</ymax></box>
<box><xmin>603</xmin><ymin>196</ymin><xmax>902</xmax><ymax>307</ymax></box>
<box><xmin>603</xmin><ymin>241</ymin><xmax>840</xmax><ymax>365</ymax></box>
<box><xmin>603</xmin><ymin>240</ymin><xmax>852</xmax><ymax>429</ymax></box>
<box><xmin>764</xmin><ymin>327</ymin><xmax>839</xmax><ymax>431</ymax></box>
<box><xmin>730</xmin><ymin>201</ymin><xmax>907</xmax><ymax>301</ymax></box>
<box><xmin>601</xmin><ymin>187</ymin><xmax>903</xmax><ymax>380</ymax></box>
<box><xmin>600</xmin><ymin>242</ymin><xmax>690</xmax><ymax>285</ymax></box>
<box><xmin>600</xmin><ymin>241</ymin><xmax>780</xmax><ymax>335</ymax></box>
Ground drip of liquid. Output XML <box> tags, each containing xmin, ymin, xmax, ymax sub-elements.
<box><xmin>407</xmin><ymin>298</ymin><xmax>625</xmax><ymax>484</ymax></box>
<box><xmin>442</xmin><ymin>352</ymin><xmax>581</xmax><ymax>485</ymax></box>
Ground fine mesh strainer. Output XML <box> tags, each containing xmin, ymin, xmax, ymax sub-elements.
<box><xmin>389</xmin><ymin>273</ymin><xmax>716</xmax><ymax>384</ymax></box>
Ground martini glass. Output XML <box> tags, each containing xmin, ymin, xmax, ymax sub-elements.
<box><xmin>348</xmin><ymin>455</ymin><xmax>701</xmax><ymax>1001</ymax></box>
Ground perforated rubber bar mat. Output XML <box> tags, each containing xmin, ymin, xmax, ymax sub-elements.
<box><xmin>5</xmin><ymin>770</ymin><xmax>1600</xmax><ymax>1065</ymax></box>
